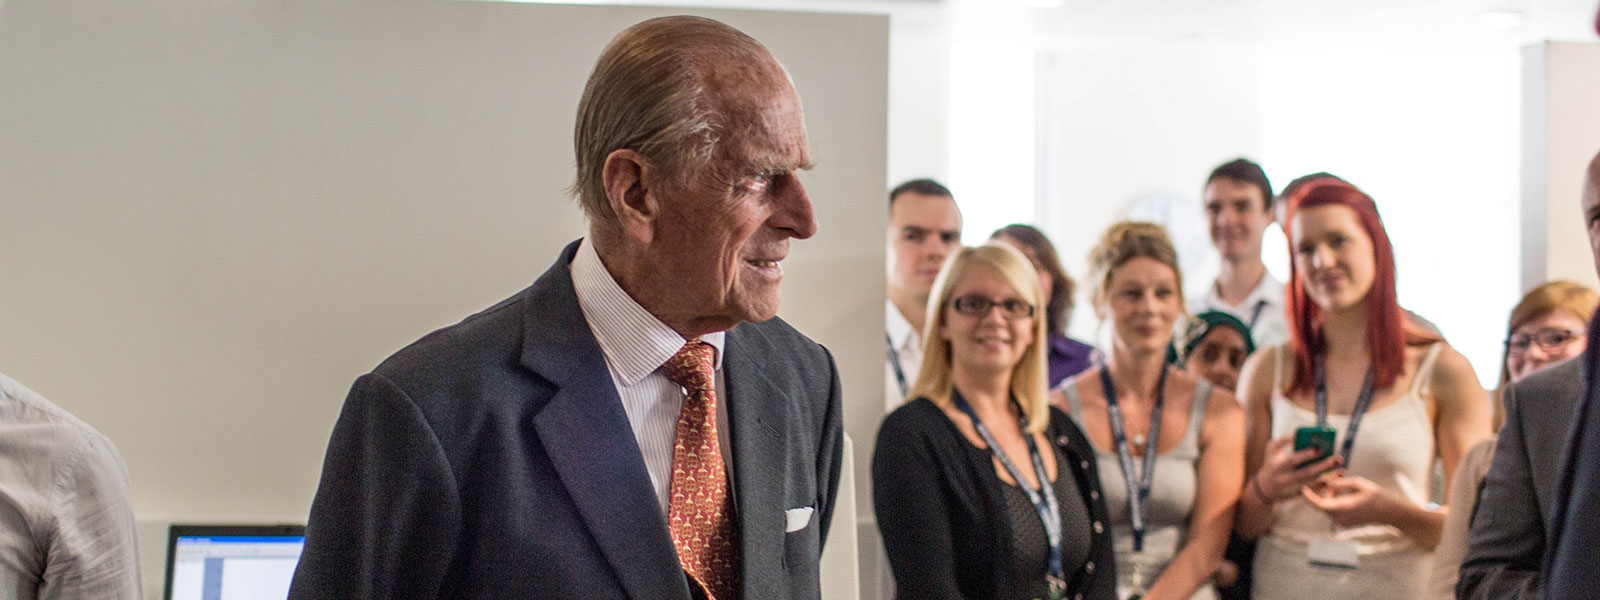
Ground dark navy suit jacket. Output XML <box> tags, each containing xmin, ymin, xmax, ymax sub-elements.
<box><xmin>1540</xmin><ymin>309</ymin><xmax>1600</xmax><ymax>599</ymax></box>
<box><xmin>288</xmin><ymin>240</ymin><xmax>844</xmax><ymax>599</ymax></box>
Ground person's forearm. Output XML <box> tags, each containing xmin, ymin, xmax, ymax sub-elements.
<box><xmin>1234</xmin><ymin>477</ymin><xmax>1276</xmax><ymax>539</ymax></box>
<box><xmin>1146</xmin><ymin>536</ymin><xmax>1227</xmax><ymax>600</ymax></box>
<box><xmin>1387</xmin><ymin>501</ymin><xmax>1446</xmax><ymax>548</ymax></box>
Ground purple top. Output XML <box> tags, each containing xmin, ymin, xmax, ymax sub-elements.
<box><xmin>1048</xmin><ymin>333</ymin><xmax>1096</xmax><ymax>388</ymax></box>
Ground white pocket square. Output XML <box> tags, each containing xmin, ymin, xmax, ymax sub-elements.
<box><xmin>784</xmin><ymin>506</ymin><xmax>815</xmax><ymax>533</ymax></box>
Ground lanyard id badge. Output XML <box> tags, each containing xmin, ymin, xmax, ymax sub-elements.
<box><xmin>950</xmin><ymin>390</ymin><xmax>1067</xmax><ymax>599</ymax></box>
<box><xmin>1306</xmin><ymin>355</ymin><xmax>1374</xmax><ymax>570</ymax></box>
<box><xmin>1098</xmin><ymin>365</ymin><xmax>1168</xmax><ymax>556</ymax></box>
<box><xmin>1313</xmin><ymin>356</ymin><xmax>1376</xmax><ymax>467</ymax></box>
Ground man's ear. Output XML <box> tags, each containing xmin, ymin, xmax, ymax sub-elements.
<box><xmin>602</xmin><ymin>148</ymin><xmax>659</xmax><ymax>244</ymax></box>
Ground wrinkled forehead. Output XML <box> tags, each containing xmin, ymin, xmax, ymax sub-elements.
<box><xmin>701</xmin><ymin>57</ymin><xmax>811</xmax><ymax>171</ymax></box>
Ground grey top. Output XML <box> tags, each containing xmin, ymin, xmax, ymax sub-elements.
<box><xmin>1062</xmin><ymin>376</ymin><xmax>1214</xmax><ymax>599</ymax></box>
<box><xmin>1061</xmin><ymin>377</ymin><xmax>1211</xmax><ymax>531</ymax></box>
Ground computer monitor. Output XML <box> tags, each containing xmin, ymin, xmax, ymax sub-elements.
<box><xmin>163</xmin><ymin>524</ymin><xmax>305</xmax><ymax>600</ymax></box>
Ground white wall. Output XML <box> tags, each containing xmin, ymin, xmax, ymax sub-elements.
<box><xmin>1259</xmin><ymin>36</ymin><xmax>1521</xmax><ymax>387</ymax></box>
<box><xmin>1523</xmin><ymin>41</ymin><xmax>1600</xmax><ymax>293</ymax></box>
<box><xmin>0</xmin><ymin>1</ymin><xmax>887</xmax><ymax>597</ymax></box>
<box><xmin>1027</xmin><ymin>35</ymin><xmax>1524</xmax><ymax>386</ymax></box>
<box><xmin>1036</xmin><ymin>42</ymin><xmax>1266</xmax><ymax>340</ymax></box>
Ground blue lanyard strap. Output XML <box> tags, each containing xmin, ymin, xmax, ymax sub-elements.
<box><xmin>1099</xmin><ymin>364</ymin><xmax>1167</xmax><ymax>553</ymax></box>
<box><xmin>886</xmin><ymin>333</ymin><xmax>909</xmax><ymax>398</ymax></box>
<box><xmin>950</xmin><ymin>389</ymin><xmax>1066</xmax><ymax>594</ymax></box>
<box><xmin>1248</xmin><ymin>299</ymin><xmax>1269</xmax><ymax>330</ymax></box>
<box><xmin>1313</xmin><ymin>356</ymin><xmax>1376</xmax><ymax>468</ymax></box>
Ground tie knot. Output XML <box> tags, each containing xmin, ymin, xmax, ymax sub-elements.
<box><xmin>663</xmin><ymin>339</ymin><xmax>715</xmax><ymax>391</ymax></box>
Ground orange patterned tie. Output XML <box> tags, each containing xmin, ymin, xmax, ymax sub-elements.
<box><xmin>661</xmin><ymin>339</ymin><xmax>740</xmax><ymax>600</ymax></box>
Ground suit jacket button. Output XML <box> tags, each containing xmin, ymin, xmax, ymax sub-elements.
<box><xmin>1093</xmin><ymin>521</ymin><xmax>1103</xmax><ymax>534</ymax></box>
<box><xmin>1080</xmin><ymin>459</ymin><xmax>1090</xmax><ymax>469</ymax></box>
<box><xmin>1057</xmin><ymin>435</ymin><xmax>1070</xmax><ymax>446</ymax></box>
<box><xmin>1090</xmin><ymin>490</ymin><xmax>1100</xmax><ymax>501</ymax></box>
<box><xmin>1085</xmin><ymin>561</ymin><xmax>1095</xmax><ymax>574</ymax></box>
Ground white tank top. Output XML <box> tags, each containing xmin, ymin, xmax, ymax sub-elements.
<box><xmin>1264</xmin><ymin>342</ymin><xmax>1442</xmax><ymax>554</ymax></box>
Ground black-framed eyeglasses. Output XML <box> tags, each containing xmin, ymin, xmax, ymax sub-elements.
<box><xmin>951</xmin><ymin>295</ymin><xmax>1034</xmax><ymax>319</ymax></box>
<box><xmin>1505</xmin><ymin>328</ymin><xmax>1584</xmax><ymax>355</ymax></box>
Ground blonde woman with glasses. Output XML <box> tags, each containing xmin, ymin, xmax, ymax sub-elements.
<box><xmin>874</xmin><ymin>244</ymin><xmax>1115</xmax><ymax>600</ymax></box>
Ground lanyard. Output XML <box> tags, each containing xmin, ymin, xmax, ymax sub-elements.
<box><xmin>1099</xmin><ymin>365</ymin><xmax>1167</xmax><ymax>553</ymax></box>
<box><xmin>950</xmin><ymin>389</ymin><xmax>1067</xmax><ymax>598</ymax></box>
<box><xmin>1313</xmin><ymin>356</ymin><xmax>1376</xmax><ymax>468</ymax></box>
<box><xmin>1247</xmin><ymin>299</ymin><xmax>1269</xmax><ymax>330</ymax></box>
<box><xmin>885</xmin><ymin>333</ymin><xmax>910</xmax><ymax>399</ymax></box>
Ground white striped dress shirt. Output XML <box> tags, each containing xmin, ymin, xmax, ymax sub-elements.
<box><xmin>569</xmin><ymin>238</ymin><xmax>730</xmax><ymax>515</ymax></box>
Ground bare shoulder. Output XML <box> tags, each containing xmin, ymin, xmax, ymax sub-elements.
<box><xmin>1189</xmin><ymin>372</ymin><xmax>1244</xmax><ymax>442</ymax></box>
<box><xmin>1067</xmin><ymin>367</ymin><xmax>1104</xmax><ymax>406</ymax></box>
<box><xmin>1204</xmin><ymin>382</ymin><xmax>1243</xmax><ymax>418</ymax></box>
<box><xmin>1238</xmin><ymin>342</ymin><xmax>1289</xmax><ymax>404</ymax></box>
<box><xmin>1425</xmin><ymin>341</ymin><xmax>1482</xmax><ymax>396</ymax></box>
<box><xmin>1047</xmin><ymin>387</ymin><xmax>1068</xmax><ymax>412</ymax></box>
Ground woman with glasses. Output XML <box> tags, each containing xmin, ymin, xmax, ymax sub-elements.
<box><xmin>1051</xmin><ymin>222</ymin><xmax>1245</xmax><ymax>600</ymax></box>
<box><xmin>1426</xmin><ymin>280</ymin><xmax>1597</xmax><ymax>598</ymax></box>
<box><xmin>991</xmin><ymin>224</ymin><xmax>1098</xmax><ymax>386</ymax></box>
<box><xmin>873</xmin><ymin>244</ymin><xmax>1115</xmax><ymax>600</ymax></box>
<box><xmin>1235</xmin><ymin>179</ymin><xmax>1490</xmax><ymax>600</ymax></box>
<box><xmin>1500</xmin><ymin>281</ymin><xmax>1595</xmax><ymax>382</ymax></box>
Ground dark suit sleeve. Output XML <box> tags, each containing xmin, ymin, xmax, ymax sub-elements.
<box><xmin>289</xmin><ymin>373</ymin><xmax>461</xmax><ymax>600</ymax></box>
<box><xmin>872</xmin><ymin>409</ymin><xmax>965</xmax><ymax>600</ymax></box>
<box><xmin>815</xmin><ymin>345</ymin><xmax>845</xmax><ymax>547</ymax></box>
<box><xmin>1458</xmin><ymin>384</ymin><xmax>1542</xmax><ymax>600</ymax></box>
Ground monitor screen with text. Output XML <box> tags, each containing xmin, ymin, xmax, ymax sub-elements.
<box><xmin>166</xmin><ymin>527</ymin><xmax>304</xmax><ymax>600</ymax></box>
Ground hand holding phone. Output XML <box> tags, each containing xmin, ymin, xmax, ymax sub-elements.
<box><xmin>1293</xmin><ymin>426</ymin><xmax>1337</xmax><ymax>469</ymax></box>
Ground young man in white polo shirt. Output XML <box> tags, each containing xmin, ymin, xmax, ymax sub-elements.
<box><xmin>885</xmin><ymin>179</ymin><xmax>961</xmax><ymax>412</ymax></box>
<box><xmin>1192</xmin><ymin>158</ymin><xmax>1288</xmax><ymax>351</ymax></box>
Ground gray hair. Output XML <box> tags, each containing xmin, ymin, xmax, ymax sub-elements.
<box><xmin>570</xmin><ymin>16</ymin><xmax>774</xmax><ymax>221</ymax></box>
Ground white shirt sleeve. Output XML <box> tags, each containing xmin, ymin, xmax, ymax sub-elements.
<box><xmin>37</xmin><ymin>429</ymin><xmax>141</xmax><ymax>600</ymax></box>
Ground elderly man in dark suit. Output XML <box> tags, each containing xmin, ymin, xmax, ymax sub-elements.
<box><xmin>288</xmin><ymin>15</ymin><xmax>842</xmax><ymax>600</ymax></box>
<box><xmin>1460</xmin><ymin>149</ymin><xmax>1600</xmax><ymax>599</ymax></box>
<box><xmin>1457</xmin><ymin>357</ymin><xmax>1584</xmax><ymax>598</ymax></box>
<box><xmin>1531</xmin><ymin>149</ymin><xmax>1600</xmax><ymax>599</ymax></box>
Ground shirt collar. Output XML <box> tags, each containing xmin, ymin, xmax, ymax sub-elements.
<box><xmin>886</xmin><ymin>299</ymin><xmax>920</xmax><ymax>351</ymax></box>
<box><xmin>1207</xmin><ymin>268</ymin><xmax>1284</xmax><ymax>311</ymax></box>
<box><xmin>570</xmin><ymin>238</ymin><xmax>725</xmax><ymax>386</ymax></box>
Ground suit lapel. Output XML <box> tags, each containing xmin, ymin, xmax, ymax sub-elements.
<box><xmin>522</xmin><ymin>241</ymin><xmax>690</xmax><ymax>600</ymax></box>
<box><xmin>723</xmin><ymin>326</ymin><xmax>790</xmax><ymax>595</ymax></box>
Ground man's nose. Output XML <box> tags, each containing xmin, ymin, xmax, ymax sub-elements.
<box><xmin>772</xmin><ymin>174</ymin><xmax>816</xmax><ymax>239</ymax></box>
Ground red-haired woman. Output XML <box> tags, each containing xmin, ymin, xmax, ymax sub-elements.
<box><xmin>1233</xmin><ymin>179</ymin><xmax>1490</xmax><ymax>599</ymax></box>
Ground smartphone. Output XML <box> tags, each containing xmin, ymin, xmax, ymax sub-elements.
<box><xmin>1293</xmin><ymin>425</ymin><xmax>1337</xmax><ymax>468</ymax></box>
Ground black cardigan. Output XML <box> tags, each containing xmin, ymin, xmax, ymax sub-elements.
<box><xmin>872</xmin><ymin>397</ymin><xmax>1116</xmax><ymax>600</ymax></box>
